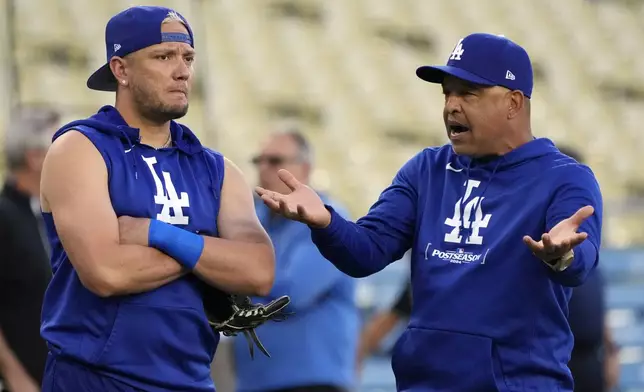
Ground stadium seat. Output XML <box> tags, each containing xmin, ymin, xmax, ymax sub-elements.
<box><xmin>607</xmin><ymin>285</ymin><xmax>644</xmax><ymax>310</ymax></box>
<box><xmin>600</xmin><ymin>249</ymin><xmax>644</xmax><ymax>283</ymax></box>
<box><xmin>614</xmin><ymin>325</ymin><xmax>644</xmax><ymax>348</ymax></box>
<box><xmin>359</xmin><ymin>356</ymin><xmax>397</xmax><ymax>392</ymax></box>
<box><xmin>603</xmin><ymin>249</ymin><xmax>644</xmax><ymax>390</ymax></box>
<box><xmin>619</xmin><ymin>362</ymin><xmax>644</xmax><ymax>391</ymax></box>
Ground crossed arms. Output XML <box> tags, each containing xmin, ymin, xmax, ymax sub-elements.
<box><xmin>40</xmin><ymin>130</ymin><xmax>275</xmax><ymax>297</ymax></box>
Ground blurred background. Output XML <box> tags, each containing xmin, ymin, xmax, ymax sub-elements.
<box><xmin>0</xmin><ymin>0</ymin><xmax>643</xmax><ymax>391</ymax></box>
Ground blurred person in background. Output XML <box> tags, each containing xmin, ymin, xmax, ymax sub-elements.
<box><xmin>557</xmin><ymin>146</ymin><xmax>620</xmax><ymax>392</ymax></box>
<box><xmin>232</xmin><ymin>129</ymin><xmax>359</xmax><ymax>392</ymax></box>
<box><xmin>356</xmin><ymin>280</ymin><xmax>411</xmax><ymax>372</ymax></box>
<box><xmin>0</xmin><ymin>106</ymin><xmax>60</xmax><ymax>392</ymax></box>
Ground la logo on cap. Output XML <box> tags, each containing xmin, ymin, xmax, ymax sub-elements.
<box><xmin>449</xmin><ymin>38</ymin><xmax>464</xmax><ymax>61</ymax></box>
<box><xmin>166</xmin><ymin>10</ymin><xmax>182</xmax><ymax>21</ymax></box>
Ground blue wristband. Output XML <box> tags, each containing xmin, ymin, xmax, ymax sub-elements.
<box><xmin>148</xmin><ymin>219</ymin><xmax>204</xmax><ymax>270</ymax></box>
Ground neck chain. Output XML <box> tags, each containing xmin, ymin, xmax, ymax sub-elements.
<box><xmin>159</xmin><ymin>132</ymin><xmax>172</xmax><ymax>149</ymax></box>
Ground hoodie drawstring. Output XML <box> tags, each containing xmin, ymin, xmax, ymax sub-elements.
<box><xmin>119</xmin><ymin>129</ymin><xmax>138</xmax><ymax>179</ymax></box>
<box><xmin>201</xmin><ymin>152</ymin><xmax>218</xmax><ymax>201</ymax></box>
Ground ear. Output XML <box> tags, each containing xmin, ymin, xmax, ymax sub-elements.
<box><xmin>507</xmin><ymin>90</ymin><xmax>525</xmax><ymax>120</ymax></box>
<box><xmin>109</xmin><ymin>56</ymin><xmax>129</xmax><ymax>86</ymax></box>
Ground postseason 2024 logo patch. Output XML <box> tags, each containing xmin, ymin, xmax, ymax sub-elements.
<box><xmin>431</xmin><ymin>247</ymin><xmax>482</xmax><ymax>264</ymax></box>
<box><xmin>424</xmin><ymin>243</ymin><xmax>491</xmax><ymax>265</ymax></box>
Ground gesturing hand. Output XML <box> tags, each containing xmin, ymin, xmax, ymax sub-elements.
<box><xmin>255</xmin><ymin>169</ymin><xmax>332</xmax><ymax>228</ymax></box>
<box><xmin>523</xmin><ymin>206</ymin><xmax>594</xmax><ymax>263</ymax></box>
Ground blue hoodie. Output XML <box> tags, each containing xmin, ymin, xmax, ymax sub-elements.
<box><xmin>309</xmin><ymin>138</ymin><xmax>603</xmax><ymax>391</ymax></box>
<box><xmin>40</xmin><ymin>105</ymin><xmax>223</xmax><ymax>391</ymax></box>
<box><xmin>233</xmin><ymin>194</ymin><xmax>359</xmax><ymax>392</ymax></box>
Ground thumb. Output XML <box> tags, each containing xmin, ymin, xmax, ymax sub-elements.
<box><xmin>297</xmin><ymin>204</ymin><xmax>331</xmax><ymax>228</ymax></box>
<box><xmin>568</xmin><ymin>205</ymin><xmax>594</xmax><ymax>227</ymax></box>
<box><xmin>296</xmin><ymin>204</ymin><xmax>312</xmax><ymax>223</ymax></box>
<box><xmin>277</xmin><ymin>169</ymin><xmax>302</xmax><ymax>192</ymax></box>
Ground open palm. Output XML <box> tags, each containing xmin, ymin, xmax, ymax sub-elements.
<box><xmin>523</xmin><ymin>205</ymin><xmax>594</xmax><ymax>262</ymax></box>
<box><xmin>255</xmin><ymin>169</ymin><xmax>332</xmax><ymax>228</ymax></box>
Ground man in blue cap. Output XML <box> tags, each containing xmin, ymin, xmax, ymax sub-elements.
<box><xmin>256</xmin><ymin>33</ymin><xmax>604</xmax><ymax>391</ymax></box>
<box><xmin>39</xmin><ymin>6</ymin><xmax>275</xmax><ymax>391</ymax></box>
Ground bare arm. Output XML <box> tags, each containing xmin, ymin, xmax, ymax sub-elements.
<box><xmin>357</xmin><ymin>311</ymin><xmax>401</xmax><ymax>366</ymax></box>
<box><xmin>0</xmin><ymin>328</ymin><xmax>39</xmax><ymax>392</ymax></box>
<box><xmin>603</xmin><ymin>318</ymin><xmax>620</xmax><ymax>391</ymax></box>
<box><xmin>41</xmin><ymin>130</ymin><xmax>186</xmax><ymax>297</ymax></box>
<box><xmin>192</xmin><ymin>157</ymin><xmax>275</xmax><ymax>296</ymax></box>
<box><xmin>358</xmin><ymin>282</ymin><xmax>411</xmax><ymax>366</ymax></box>
<box><xmin>0</xmin><ymin>327</ymin><xmax>24</xmax><ymax>374</ymax></box>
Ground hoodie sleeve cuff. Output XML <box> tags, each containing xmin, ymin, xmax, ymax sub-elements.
<box><xmin>310</xmin><ymin>205</ymin><xmax>344</xmax><ymax>237</ymax></box>
<box><xmin>547</xmin><ymin>241</ymin><xmax>598</xmax><ymax>287</ymax></box>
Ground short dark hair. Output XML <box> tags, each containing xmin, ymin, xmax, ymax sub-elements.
<box><xmin>557</xmin><ymin>145</ymin><xmax>584</xmax><ymax>164</ymax></box>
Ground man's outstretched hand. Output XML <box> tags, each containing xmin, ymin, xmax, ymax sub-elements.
<box><xmin>255</xmin><ymin>169</ymin><xmax>331</xmax><ymax>228</ymax></box>
<box><xmin>523</xmin><ymin>205</ymin><xmax>594</xmax><ymax>263</ymax></box>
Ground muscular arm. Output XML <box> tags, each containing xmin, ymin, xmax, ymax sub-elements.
<box><xmin>41</xmin><ymin>130</ymin><xmax>185</xmax><ymax>297</ymax></box>
<box><xmin>192</xmin><ymin>157</ymin><xmax>275</xmax><ymax>296</ymax></box>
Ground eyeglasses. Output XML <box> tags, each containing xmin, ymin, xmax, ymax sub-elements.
<box><xmin>251</xmin><ymin>155</ymin><xmax>299</xmax><ymax>167</ymax></box>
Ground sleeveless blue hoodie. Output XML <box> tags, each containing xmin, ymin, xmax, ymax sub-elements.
<box><xmin>40</xmin><ymin>105</ymin><xmax>224</xmax><ymax>392</ymax></box>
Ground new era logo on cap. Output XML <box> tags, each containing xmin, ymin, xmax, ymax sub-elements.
<box><xmin>416</xmin><ymin>33</ymin><xmax>534</xmax><ymax>98</ymax></box>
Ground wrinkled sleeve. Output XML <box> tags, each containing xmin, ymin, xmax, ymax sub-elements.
<box><xmin>545</xmin><ymin>166</ymin><xmax>603</xmax><ymax>287</ymax></box>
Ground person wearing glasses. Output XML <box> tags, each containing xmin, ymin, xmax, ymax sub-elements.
<box><xmin>230</xmin><ymin>129</ymin><xmax>359</xmax><ymax>392</ymax></box>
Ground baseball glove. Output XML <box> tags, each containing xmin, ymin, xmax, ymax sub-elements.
<box><xmin>202</xmin><ymin>286</ymin><xmax>291</xmax><ymax>359</ymax></box>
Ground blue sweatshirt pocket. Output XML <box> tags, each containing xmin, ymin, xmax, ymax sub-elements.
<box><xmin>392</xmin><ymin>327</ymin><xmax>508</xmax><ymax>392</ymax></box>
<box><xmin>92</xmin><ymin>302</ymin><xmax>216</xmax><ymax>390</ymax></box>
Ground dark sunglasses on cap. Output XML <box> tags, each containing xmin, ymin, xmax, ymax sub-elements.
<box><xmin>251</xmin><ymin>155</ymin><xmax>300</xmax><ymax>167</ymax></box>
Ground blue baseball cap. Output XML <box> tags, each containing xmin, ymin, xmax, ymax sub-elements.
<box><xmin>87</xmin><ymin>6</ymin><xmax>194</xmax><ymax>92</ymax></box>
<box><xmin>416</xmin><ymin>33</ymin><xmax>533</xmax><ymax>98</ymax></box>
